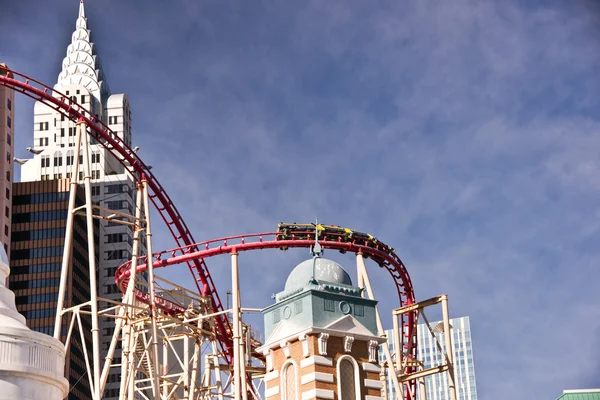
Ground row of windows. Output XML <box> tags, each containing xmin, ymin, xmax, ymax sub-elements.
<box><xmin>106</xmin><ymin>183</ymin><xmax>132</xmax><ymax>195</ymax></box>
<box><xmin>15</xmin><ymin>292</ymin><xmax>59</xmax><ymax>305</ymax></box>
<box><xmin>106</xmin><ymin>200</ymin><xmax>131</xmax><ymax>211</ymax></box>
<box><xmin>39</xmin><ymin>171</ymin><xmax>102</xmax><ymax>182</ymax></box>
<box><xmin>12</xmin><ymin>245</ymin><xmax>64</xmax><ymax>260</ymax></box>
<box><xmin>10</xmin><ymin>277</ymin><xmax>60</xmax><ymax>290</ymax></box>
<box><xmin>11</xmin><ymin>262</ymin><xmax>62</xmax><ymax>275</ymax></box>
<box><xmin>12</xmin><ymin>209</ymin><xmax>68</xmax><ymax>223</ymax></box>
<box><xmin>105</xmin><ymin>249</ymin><xmax>131</xmax><ymax>261</ymax></box>
<box><xmin>33</xmin><ymin>325</ymin><xmax>67</xmax><ymax>337</ymax></box>
<box><xmin>105</xmin><ymin>232</ymin><xmax>131</xmax><ymax>244</ymax></box>
<box><xmin>21</xmin><ymin>307</ymin><xmax>57</xmax><ymax>320</ymax></box>
<box><xmin>13</xmin><ymin>191</ymin><xmax>69</xmax><ymax>205</ymax></box>
<box><xmin>12</xmin><ymin>227</ymin><xmax>66</xmax><ymax>242</ymax></box>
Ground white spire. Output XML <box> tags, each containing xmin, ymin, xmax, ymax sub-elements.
<box><xmin>79</xmin><ymin>0</ymin><xmax>85</xmax><ymax>19</ymax></box>
<box><xmin>55</xmin><ymin>0</ymin><xmax>110</xmax><ymax>102</ymax></box>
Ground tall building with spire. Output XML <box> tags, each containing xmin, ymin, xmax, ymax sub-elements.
<box><xmin>18</xmin><ymin>2</ymin><xmax>142</xmax><ymax>398</ymax></box>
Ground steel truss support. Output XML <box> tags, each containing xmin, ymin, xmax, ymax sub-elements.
<box><xmin>392</xmin><ymin>294</ymin><xmax>458</xmax><ymax>400</ymax></box>
<box><xmin>52</xmin><ymin>120</ymin><xmax>225</xmax><ymax>400</ymax></box>
<box><xmin>356</xmin><ymin>253</ymin><xmax>404</xmax><ymax>398</ymax></box>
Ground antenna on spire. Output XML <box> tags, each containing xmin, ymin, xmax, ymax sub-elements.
<box><xmin>79</xmin><ymin>0</ymin><xmax>86</xmax><ymax>19</ymax></box>
<box><xmin>311</xmin><ymin>218</ymin><xmax>322</xmax><ymax>257</ymax></box>
<box><xmin>310</xmin><ymin>218</ymin><xmax>322</xmax><ymax>285</ymax></box>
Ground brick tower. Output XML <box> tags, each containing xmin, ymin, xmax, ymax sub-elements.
<box><xmin>258</xmin><ymin>253</ymin><xmax>385</xmax><ymax>400</ymax></box>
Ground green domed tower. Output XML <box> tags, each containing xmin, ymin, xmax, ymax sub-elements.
<box><xmin>258</xmin><ymin>254</ymin><xmax>385</xmax><ymax>400</ymax></box>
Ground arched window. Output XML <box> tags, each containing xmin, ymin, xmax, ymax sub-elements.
<box><xmin>66</xmin><ymin>150</ymin><xmax>74</xmax><ymax>166</ymax></box>
<box><xmin>337</xmin><ymin>355</ymin><xmax>360</xmax><ymax>400</ymax></box>
<box><xmin>53</xmin><ymin>151</ymin><xmax>62</xmax><ymax>167</ymax></box>
<box><xmin>281</xmin><ymin>361</ymin><xmax>298</xmax><ymax>400</ymax></box>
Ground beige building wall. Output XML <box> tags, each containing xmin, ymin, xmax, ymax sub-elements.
<box><xmin>0</xmin><ymin>64</ymin><xmax>14</xmax><ymax>258</ymax></box>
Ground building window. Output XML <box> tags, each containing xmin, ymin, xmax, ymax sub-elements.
<box><xmin>39</xmin><ymin>122</ymin><xmax>49</xmax><ymax>131</ymax></box>
<box><xmin>324</xmin><ymin>299</ymin><xmax>335</xmax><ymax>312</ymax></box>
<box><xmin>81</xmin><ymin>95</ymin><xmax>86</xmax><ymax>103</ymax></box>
<box><xmin>53</xmin><ymin>152</ymin><xmax>62</xmax><ymax>166</ymax></box>
<box><xmin>281</xmin><ymin>362</ymin><xmax>298</xmax><ymax>400</ymax></box>
<box><xmin>61</xmin><ymin>128</ymin><xmax>65</xmax><ymax>137</ymax></box>
<box><xmin>337</xmin><ymin>356</ymin><xmax>360</xmax><ymax>400</ymax></box>
<box><xmin>5</xmin><ymin>188</ymin><xmax>8</xmax><ymax>199</ymax></box>
<box><xmin>6</xmin><ymin>134</ymin><xmax>10</xmax><ymax>145</ymax></box>
<box><xmin>7</xmin><ymin>116</ymin><xmax>11</xmax><ymax>128</ymax></box>
<box><xmin>354</xmin><ymin>304</ymin><xmax>364</xmax><ymax>317</ymax></box>
<box><xmin>4</xmin><ymin>225</ymin><xmax>7</xmax><ymax>236</ymax></box>
<box><xmin>6</xmin><ymin>152</ymin><xmax>9</xmax><ymax>162</ymax></box>
<box><xmin>5</xmin><ymin>171</ymin><xmax>9</xmax><ymax>182</ymax></box>
<box><xmin>7</xmin><ymin>98</ymin><xmax>11</xmax><ymax>111</ymax></box>
<box><xmin>4</xmin><ymin>207</ymin><xmax>8</xmax><ymax>218</ymax></box>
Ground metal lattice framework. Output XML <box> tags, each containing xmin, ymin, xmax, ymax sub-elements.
<box><xmin>0</xmin><ymin>66</ymin><xmax>421</xmax><ymax>399</ymax></box>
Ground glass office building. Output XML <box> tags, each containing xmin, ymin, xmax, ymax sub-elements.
<box><xmin>382</xmin><ymin>316</ymin><xmax>478</xmax><ymax>400</ymax></box>
<box><xmin>9</xmin><ymin>179</ymin><xmax>95</xmax><ymax>399</ymax></box>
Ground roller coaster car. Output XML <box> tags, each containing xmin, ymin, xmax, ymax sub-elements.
<box><xmin>277</xmin><ymin>222</ymin><xmax>323</xmax><ymax>238</ymax></box>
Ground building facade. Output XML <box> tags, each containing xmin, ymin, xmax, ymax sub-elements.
<box><xmin>9</xmin><ymin>179</ymin><xmax>93</xmax><ymax>399</ymax></box>
<box><xmin>383</xmin><ymin>316</ymin><xmax>478</xmax><ymax>400</ymax></box>
<box><xmin>258</xmin><ymin>255</ymin><xmax>386</xmax><ymax>400</ymax></box>
<box><xmin>0</xmin><ymin>64</ymin><xmax>14</xmax><ymax>258</ymax></box>
<box><xmin>556</xmin><ymin>389</ymin><xmax>600</xmax><ymax>400</ymax></box>
<box><xmin>17</xmin><ymin>3</ymin><xmax>142</xmax><ymax>397</ymax></box>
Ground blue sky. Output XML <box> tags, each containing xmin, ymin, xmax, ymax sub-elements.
<box><xmin>2</xmin><ymin>0</ymin><xmax>600</xmax><ymax>398</ymax></box>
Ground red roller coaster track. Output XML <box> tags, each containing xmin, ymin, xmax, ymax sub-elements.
<box><xmin>0</xmin><ymin>66</ymin><xmax>233</xmax><ymax>363</ymax></box>
<box><xmin>0</xmin><ymin>66</ymin><xmax>418</xmax><ymax>397</ymax></box>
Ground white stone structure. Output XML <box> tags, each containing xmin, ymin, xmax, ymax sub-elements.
<box><xmin>19</xmin><ymin>2</ymin><xmax>143</xmax><ymax>397</ymax></box>
<box><xmin>0</xmin><ymin>246</ymin><xmax>68</xmax><ymax>400</ymax></box>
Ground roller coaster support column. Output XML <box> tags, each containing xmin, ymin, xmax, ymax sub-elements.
<box><xmin>113</xmin><ymin>181</ymin><xmax>144</xmax><ymax>399</ymax></box>
<box><xmin>441</xmin><ymin>295</ymin><xmax>457</xmax><ymax>400</ymax></box>
<box><xmin>80</xmin><ymin>120</ymin><xmax>103</xmax><ymax>399</ymax></box>
<box><xmin>188</xmin><ymin>339</ymin><xmax>201</xmax><ymax>400</ymax></box>
<box><xmin>231</xmin><ymin>250</ymin><xmax>248</xmax><ymax>400</ymax></box>
<box><xmin>54</xmin><ymin>118</ymin><xmax>83</xmax><ymax>340</ymax></box>
<box><xmin>356</xmin><ymin>253</ymin><xmax>403</xmax><ymax>398</ymax></box>
<box><xmin>142</xmin><ymin>177</ymin><xmax>163</xmax><ymax>398</ymax></box>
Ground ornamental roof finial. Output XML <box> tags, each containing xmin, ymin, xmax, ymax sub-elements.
<box><xmin>79</xmin><ymin>0</ymin><xmax>85</xmax><ymax>19</ymax></box>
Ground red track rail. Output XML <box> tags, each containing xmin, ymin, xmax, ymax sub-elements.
<box><xmin>0</xmin><ymin>66</ymin><xmax>233</xmax><ymax>362</ymax></box>
<box><xmin>115</xmin><ymin>231</ymin><xmax>419</xmax><ymax>394</ymax></box>
<box><xmin>1</xmin><ymin>66</ymin><xmax>418</xmax><ymax>397</ymax></box>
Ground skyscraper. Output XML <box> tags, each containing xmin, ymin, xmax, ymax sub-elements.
<box><xmin>0</xmin><ymin>63</ymin><xmax>14</xmax><ymax>258</ymax></box>
<box><xmin>383</xmin><ymin>316</ymin><xmax>478</xmax><ymax>400</ymax></box>
<box><xmin>9</xmin><ymin>179</ymin><xmax>93</xmax><ymax>399</ymax></box>
<box><xmin>18</xmin><ymin>2</ymin><xmax>142</xmax><ymax>397</ymax></box>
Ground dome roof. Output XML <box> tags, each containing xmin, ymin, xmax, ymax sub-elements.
<box><xmin>284</xmin><ymin>257</ymin><xmax>352</xmax><ymax>292</ymax></box>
